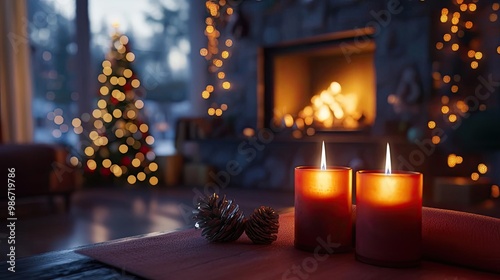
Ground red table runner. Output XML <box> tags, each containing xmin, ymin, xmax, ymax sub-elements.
<box><xmin>77</xmin><ymin>208</ymin><xmax>500</xmax><ymax>279</ymax></box>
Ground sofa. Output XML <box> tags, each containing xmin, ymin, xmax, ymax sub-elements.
<box><xmin>0</xmin><ymin>143</ymin><xmax>76</xmax><ymax>211</ymax></box>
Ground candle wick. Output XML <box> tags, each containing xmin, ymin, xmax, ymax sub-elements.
<box><xmin>385</xmin><ymin>143</ymin><xmax>391</xmax><ymax>175</ymax></box>
<box><xmin>321</xmin><ymin>141</ymin><xmax>327</xmax><ymax>170</ymax></box>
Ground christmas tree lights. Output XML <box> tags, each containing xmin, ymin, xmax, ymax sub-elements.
<box><xmin>83</xmin><ymin>31</ymin><xmax>158</xmax><ymax>186</ymax></box>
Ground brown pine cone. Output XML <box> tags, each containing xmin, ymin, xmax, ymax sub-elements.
<box><xmin>245</xmin><ymin>206</ymin><xmax>279</xmax><ymax>244</ymax></box>
<box><xmin>192</xmin><ymin>193</ymin><xmax>246</xmax><ymax>242</ymax></box>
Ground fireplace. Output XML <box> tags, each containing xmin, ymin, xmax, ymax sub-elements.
<box><xmin>259</xmin><ymin>28</ymin><xmax>376</xmax><ymax>134</ymax></box>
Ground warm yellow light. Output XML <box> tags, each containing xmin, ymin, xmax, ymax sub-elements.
<box><xmin>284</xmin><ymin>114</ymin><xmax>294</xmax><ymax>127</ymax></box>
<box><xmin>428</xmin><ymin>121</ymin><xmax>436</xmax><ymax>129</ymax></box>
<box><xmin>127</xmin><ymin>175</ymin><xmax>137</xmax><ymax>184</ymax></box>
<box><xmin>98</xmin><ymin>74</ymin><xmax>107</xmax><ymax>83</ymax></box>
<box><xmin>443</xmin><ymin>34</ymin><xmax>451</xmax><ymax>42</ymax></box>
<box><xmin>100</xmin><ymin>85</ymin><xmax>110</xmax><ymax>96</ymax></box>
<box><xmin>471</xmin><ymin>172</ymin><xmax>479</xmax><ymax>181</ymax></box>
<box><xmin>208</xmin><ymin>108</ymin><xmax>215</xmax><ymax>116</ymax></box>
<box><xmin>139</xmin><ymin>124</ymin><xmax>148</xmax><ymax>133</ymax></box>
<box><xmin>443</xmin><ymin>75</ymin><xmax>451</xmax><ymax>83</ymax></box>
<box><xmin>119</xmin><ymin>144</ymin><xmax>128</xmax><ymax>154</ymax></box>
<box><xmin>471</xmin><ymin>61</ymin><xmax>478</xmax><ymax>69</ymax></box>
<box><xmin>456</xmin><ymin>0</ymin><xmax>463</xmax><ymax>4</ymax></box>
<box><xmin>123</xmin><ymin>69</ymin><xmax>133</xmax><ymax>78</ymax></box>
<box><xmin>222</xmin><ymin>81</ymin><xmax>230</xmax><ymax>89</ymax></box>
<box><xmin>447</xmin><ymin>154</ymin><xmax>457</xmax><ymax>168</ymax></box>
<box><xmin>217</xmin><ymin>72</ymin><xmax>225</xmax><ymax>79</ymax></box>
<box><xmin>432</xmin><ymin>136</ymin><xmax>441</xmax><ymax>144</ymax></box>
<box><xmin>460</xmin><ymin>3</ymin><xmax>467</xmax><ymax>11</ymax></box>
<box><xmin>137</xmin><ymin>172</ymin><xmax>146</xmax><ymax>181</ymax></box>
<box><xmin>478</xmin><ymin>163</ymin><xmax>488</xmax><ymax>174</ymax></box>
<box><xmin>451</xmin><ymin>17</ymin><xmax>459</xmax><ymax>25</ymax></box>
<box><xmin>206</xmin><ymin>85</ymin><xmax>214</xmax><ymax>92</ymax></box>
<box><xmin>113</xmin><ymin>109</ymin><xmax>122</xmax><ymax>118</ymax></box>
<box><xmin>451</xmin><ymin>43</ymin><xmax>459</xmax><ymax>51</ymax></box>
<box><xmin>200</xmin><ymin>48</ymin><xmax>208</xmax><ymax>56</ymax></box>
<box><xmin>126</xmin><ymin>52</ymin><xmax>135</xmax><ymax>62</ymax></box>
<box><xmin>225</xmin><ymin>39</ymin><xmax>233</xmax><ymax>47</ymax></box>
<box><xmin>440</xmin><ymin>15</ymin><xmax>448</xmax><ymax>23</ymax></box>
<box><xmin>110</xmin><ymin>76</ymin><xmax>118</xmax><ymax>85</ymax></box>
<box><xmin>103</xmin><ymin>67</ymin><xmax>112</xmax><ymax>76</ymax></box>
<box><xmin>102</xmin><ymin>60</ymin><xmax>111</xmax><ymax>68</ymax></box>
<box><xmin>103</xmin><ymin>113</ymin><xmax>113</xmax><ymax>123</ymax></box>
<box><xmin>490</xmin><ymin>13</ymin><xmax>498</xmax><ymax>22</ymax></box>
<box><xmin>497</xmin><ymin>46</ymin><xmax>500</xmax><ymax>54</ymax></box>
<box><xmin>213</xmin><ymin>59</ymin><xmax>223</xmax><ymax>67</ymax></box>
<box><xmin>469</xmin><ymin>3</ymin><xmax>477</xmax><ymax>11</ymax></box>
<box><xmin>112</xmin><ymin>165</ymin><xmax>122</xmax><ymax>177</ymax></box>
<box><xmin>84</xmin><ymin>147</ymin><xmax>95</xmax><ymax>156</ymax></box>
<box><xmin>87</xmin><ymin>159</ymin><xmax>97</xmax><ymax>170</ymax></box>
<box><xmin>74</xmin><ymin>126</ymin><xmax>83</xmax><ymax>134</ymax></box>
<box><xmin>448</xmin><ymin>114</ymin><xmax>457</xmax><ymax>123</ymax></box>
<box><xmin>145</xmin><ymin>136</ymin><xmax>155</xmax><ymax>145</ymax></box>
<box><xmin>441</xmin><ymin>8</ymin><xmax>448</xmax><ymax>15</ymax></box>
<box><xmin>441</xmin><ymin>105</ymin><xmax>450</xmax><ymax>114</ymax></box>
<box><xmin>53</xmin><ymin>115</ymin><xmax>63</xmax><ymax>125</ymax></box>
<box><xmin>126</xmin><ymin>110</ymin><xmax>136</xmax><ymax>119</ymax></box>
<box><xmin>215</xmin><ymin>108</ymin><xmax>223</xmax><ymax>116</ymax></box>
<box><xmin>149</xmin><ymin>176</ymin><xmax>159</xmax><ymax>186</ymax></box>
<box><xmin>436</xmin><ymin>42</ymin><xmax>443</xmax><ymax>50</ymax></box>
<box><xmin>474</xmin><ymin>52</ymin><xmax>483</xmax><ymax>60</ymax></box>
<box><xmin>494</xmin><ymin>3</ymin><xmax>500</xmax><ymax>11</ymax></box>
<box><xmin>89</xmin><ymin>131</ymin><xmax>99</xmax><ymax>140</ymax></box>
<box><xmin>149</xmin><ymin>162</ymin><xmax>158</xmax><ymax>172</ymax></box>
<box><xmin>131</xmin><ymin>79</ymin><xmax>140</xmax><ymax>88</ymax></box>
<box><xmin>450</xmin><ymin>25</ymin><xmax>458</xmax><ymax>33</ymax></box>
<box><xmin>126</xmin><ymin>137</ymin><xmax>135</xmax><ymax>146</ymax></box>
<box><xmin>451</xmin><ymin>85</ymin><xmax>458</xmax><ymax>93</ymax></box>
<box><xmin>441</xmin><ymin>96</ymin><xmax>449</xmax><ymax>104</ymax></box>
<box><xmin>221</xmin><ymin>104</ymin><xmax>228</xmax><ymax>111</ymax></box>
<box><xmin>221</xmin><ymin>51</ymin><xmax>229</xmax><ymax>59</ymax></box>
<box><xmin>97</xmin><ymin>99</ymin><xmax>107</xmax><ymax>109</ymax></box>
<box><xmin>131</xmin><ymin>158</ymin><xmax>141</xmax><ymax>167</ymax></box>
<box><xmin>118</xmin><ymin>77</ymin><xmax>126</xmax><ymax>86</ymax></box>
<box><xmin>456</xmin><ymin>156</ymin><xmax>463</xmax><ymax>164</ymax></box>
<box><xmin>102</xmin><ymin>159</ymin><xmax>112</xmax><ymax>168</ymax></box>
<box><xmin>467</xmin><ymin>50</ymin><xmax>476</xmax><ymax>58</ymax></box>
<box><xmin>202</xmin><ymin>91</ymin><xmax>210</xmax><ymax>99</ymax></box>
<box><xmin>206</xmin><ymin>26</ymin><xmax>214</xmax><ymax>33</ymax></box>
<box><xmin>128</xmin><ymin>123</ymin><xmax>138</xmax><ymax>133</ymax></box>
<box><xmin>111</xmin><ymin>89</ymin><xmax>120</xmax><ymax>99</ymax></box>
<box><xmin>465</xmin><ymin>21</ymin><xmax>473</xmax><ymax>29</ymax></box>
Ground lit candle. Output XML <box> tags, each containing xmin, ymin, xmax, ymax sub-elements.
<box><xmin>295</xmin><ymin>142</ymin><xmax>352</xmax><ymax>252</ymax></box>
<box><xmin>355</xmin><ymin>143</ymin><xmax>423</xmax><ymax>267</ymax></box>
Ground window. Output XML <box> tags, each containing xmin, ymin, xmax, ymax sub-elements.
<box><xmin>28</xmin><ymin>0</ymin><xmax>191</xmax><ymax>155</ymax></box>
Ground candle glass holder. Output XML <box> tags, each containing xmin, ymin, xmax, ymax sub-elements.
<box><xmin>295</xmin><ymin>166</ymin><xmax>352</xmax><ymax>253</ymax></box>
<box><xmin>355</xmin><ymin>170</ymin><xmax>422</xmax><ymax>267</ymax></box>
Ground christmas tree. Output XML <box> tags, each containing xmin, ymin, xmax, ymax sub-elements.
<box><xmin>83</xmin><ymin>31</ymin><xmax>159</xmax><ymax>186</ymax></box>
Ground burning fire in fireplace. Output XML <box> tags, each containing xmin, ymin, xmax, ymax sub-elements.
<box><xmin>277</xmin><ymin>81</ymin><xmax>366</xmax><ymax>133</ymax></box>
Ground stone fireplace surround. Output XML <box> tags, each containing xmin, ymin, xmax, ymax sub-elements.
<box><xmin>189</xmin><ymin>1</ymin><xmax>469</xmax><ymax>200</ymax></box>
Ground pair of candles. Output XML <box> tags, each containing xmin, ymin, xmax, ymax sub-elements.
<box><xmin>295</xmin><ymin>142</ymin><xmax>422</xmax><ymax>267</ymax></box>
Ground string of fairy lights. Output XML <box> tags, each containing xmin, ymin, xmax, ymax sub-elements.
<box><xmin>431</xmin><ymin>0</ymin><xmax>499</xmax><ymax>197</ymax></box>
<box><xmin>200</xmin><ymin>0</ymin><xmax>234</xmax><ymax>117</ymax></box>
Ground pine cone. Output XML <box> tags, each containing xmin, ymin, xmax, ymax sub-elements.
<box><xmin>192</xmin><ymin>193</ymin><xmax>246</xmax><ymax>242</ymax></box>
<box><xmin>245</xmin><ymin>206</ymin><xmax>279</xmax><ymax>244</ymax></box>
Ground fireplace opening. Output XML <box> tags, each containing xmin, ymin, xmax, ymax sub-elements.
<box><xmin>259</xmin><ymin>29</ymin><xmax>376</xmax><ymax>134</ymax></box>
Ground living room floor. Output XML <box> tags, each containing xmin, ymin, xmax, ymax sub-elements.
<box><xmin>0</xmin><ymin>186</ymin><xmax>295</xmax><ymax>261</ymax></box>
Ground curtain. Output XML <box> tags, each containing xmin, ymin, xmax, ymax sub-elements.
<box><xmin>0</xmin><ymin>0</ymin><xmax>33</xmax><ymax>144</ymax></box>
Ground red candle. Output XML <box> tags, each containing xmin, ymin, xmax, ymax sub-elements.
<box><xmin>295</xmin><ymin>142</ymin><xmax>352</xmax><ymax>253</ymax></box>
<box><xmin>356</xmin><ymin>144</ymin><xmax>423</xmax><ymax>267</ymax></box>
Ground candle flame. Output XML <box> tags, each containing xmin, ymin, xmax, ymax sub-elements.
<box><xmin>321</xmin><ymin>141</ymin><xmax>327</xmax><ymax>170</ymax></box>
<box><xmin>385</xmin><ymin>143</ymin><xmax>391</xmax><ymax>175</ymax></box>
